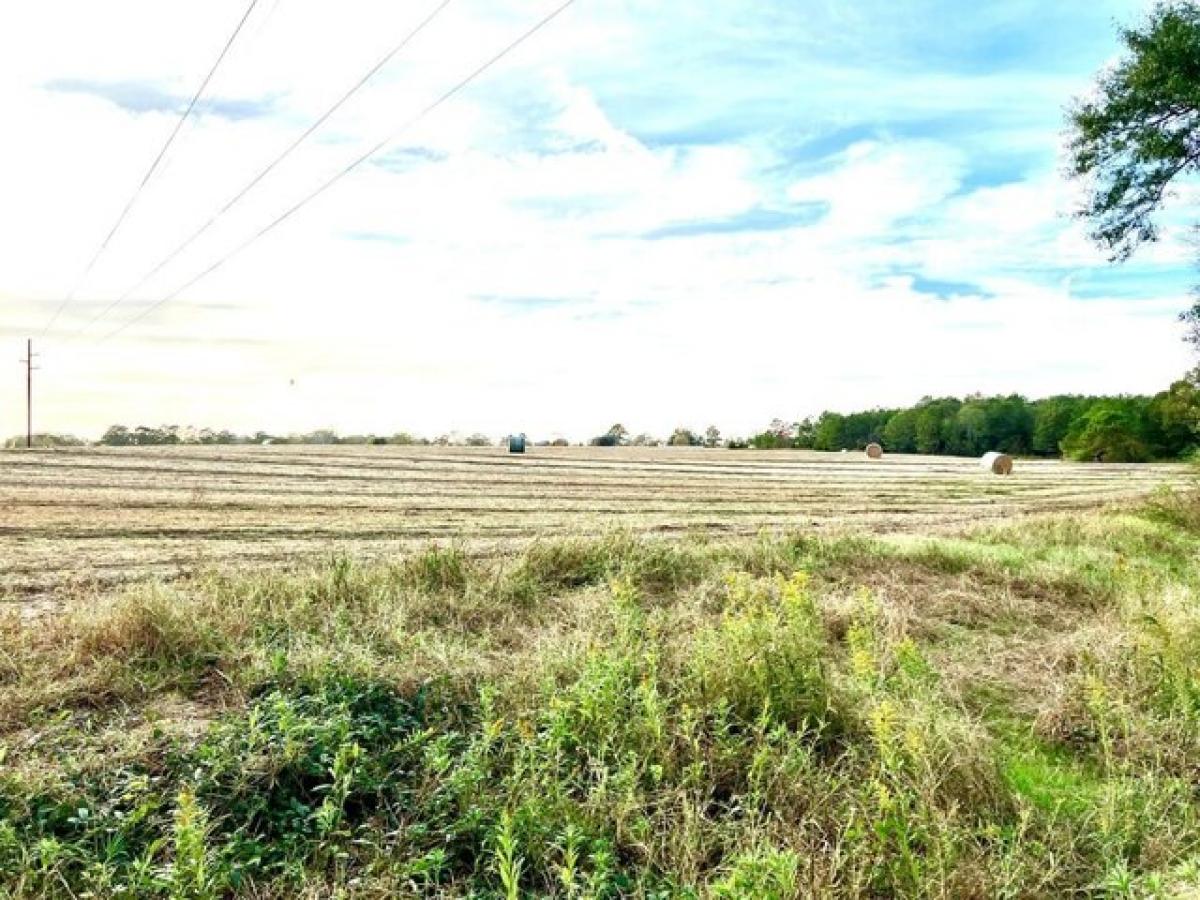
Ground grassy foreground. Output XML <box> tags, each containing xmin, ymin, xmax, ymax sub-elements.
<box><xmin>3</xmin><ymin>491</ymin><xmax>1200</xmax><ymax>897</ymax></box>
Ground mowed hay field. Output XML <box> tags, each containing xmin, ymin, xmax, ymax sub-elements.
<box><xmin>7</xmin><ymin>445</ymin><xmax>1200</xmax><ymax>897</ymax></box>
<box><xmin>1</xmin><ymin>444</ymin><xmax>1190</xmax><ymax>599</ymax></box>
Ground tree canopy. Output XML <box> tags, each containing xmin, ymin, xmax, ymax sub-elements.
<box><xmin>1069</xmin><ymin>2</ymin><xmax>1200</xmax><ymax>343</ymax></box>
<box><xmin>1068</xmin><ymin>2</ymin><xmax>1200</xmax><ymax>262</ymax></box>
<box><xmin>747</xmin><ymin>376</ymin><xmax>1200</xmax><ymax>462</ymax></box>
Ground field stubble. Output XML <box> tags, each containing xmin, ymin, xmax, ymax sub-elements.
<box><xmin>0</xmin><ymin>445</ymin><xmax>1187</xmax><ymax>603</ymax></box>
<box><xmin>1</xmin><ymin>446</ymin><xmax>1199</xmax><ymax>895</ymax></box>
<box><xmin>2</xmin><ymin>483</ymin><xmax>1200</xmax><ymax>895</ymax></box>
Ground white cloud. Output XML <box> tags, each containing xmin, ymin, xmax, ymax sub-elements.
<box><xmin>787</xmin><ymin>140</ymin><xmax>967</xmax><ymax>236</ymax></box>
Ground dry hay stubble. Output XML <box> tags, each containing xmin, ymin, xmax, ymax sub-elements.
<box><xmin>0</xmin><ymin>445</ymin><xmax>1188</xmax><ymax>609</ymax></box>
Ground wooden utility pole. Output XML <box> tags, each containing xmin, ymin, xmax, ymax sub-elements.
<box><xmin>20</xmin><ymin>339</ymin><xmax>37</xmax><ymax>449</ymax></box>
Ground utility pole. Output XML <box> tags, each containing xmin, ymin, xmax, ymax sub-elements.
<box><xmin>19</xmin><ymin>339</ymin><xmax>37</xmax><ymax>449</ymax></box>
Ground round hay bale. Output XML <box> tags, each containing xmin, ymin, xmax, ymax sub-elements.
<box><xmin>980</xmin><ymin>451</ymin><xmax>1013</xmax><ymax>475</ymax></box>
<box><xmin>865</xmin><ymin>442</ymin><xmax>883</xmax><ymax>460</ymax></box>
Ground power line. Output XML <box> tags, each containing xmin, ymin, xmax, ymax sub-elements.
<box><xmin>101</xmin><ymin>0</ymin><xmax>579</xmax><ymax>342</ymax></box>
<box><xmin>42</xmin><ymin>0</ymin><xmax>261</xmax><ymax>337</ymax></box>
<box><xmin>81</xmin><ymin>0</ymin><xmax>454</xmax><ymax>337</ymax></box>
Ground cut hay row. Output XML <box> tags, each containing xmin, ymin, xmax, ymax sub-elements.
<box><xmin>3</xmin><ymin>475</ymin><xmax>1176</xmax><ymax>505</ymax></box>
<box><xmin>1</xmin><ymin>457</ymin><xmax>1181</xmax><ymax>494</ymax></box>
<box><xmin>0</xmin><ymin>487</ymin><xmax>1150</xmax><ymax>526</ymax></box>
<box><xmin>1</xmin><ymin>446</ymin><xmax>1189</xmax><ymax>600</ymax></box>
<box><xmin>1</xmin><ymin>489</ymin><xmax>1180</xmax><ymax>529</ymax></box>
<box><xmin>6</xmin><ymin>445</ymin><xmax>1182</xmax><ymax>481</ymax></box>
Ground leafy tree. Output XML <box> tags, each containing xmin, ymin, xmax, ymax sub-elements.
<box><xmin>704</xmin><ymin>425</ymin><xmax>722</xmax><ymax>448</ymax></box>
<box><xmin>812</xmin><ymin>414</ymin><xmax>846</xmax><ymax>451</ymax></box>
<box><xmin>1061</xmin><ymin>399</ymin><xmax>1158</xmax><ymax>462</ymax></box>
<box><xmin>1069</xmin><ymin>3</ymin><xmax>1200</xmax><ymax>261</ymax></box>
<box><xmin>1153</xmin><ymin>370</ymin><xmax>1200</xmax><ymax>451</ymax></box>
<box><xmin>794</xmin><ymin>417</ymin><xmax>817</xmax><ymax>448</ymax></box>
<box><xmin>592</xmin><ymin>424</ymin><xmax>630</xmax><ymax>447</ymax></box>
<box><xmin>750</xmin><ymin>419</ymin><xmax>795</xmax><ymax>449</ymax></box>
<box><xmin>951</xmin><ymin>403</ymin><xmax>989</xmax><ymax>457</ymax></box>
<box><xmin>100</xmin><ymin>425</ymin><xmax>133</xmax><ymax>446</ymax></box>
<box><xmin>840</xmin><ymin>410</ymin><xmax>893</xmax><ymax>450</ymax></box>
<box><xmin>1032</xmin><ymin>397</ymin><xmax>1088</xmax><ymax>456</ymax></box>
<box><xmin>882</xmin><ymin>409</ymin><xmax>919</xmax><ymax>453</ymax></box>
<box><xmin>979</xmin><ymin>395</ymin><xmax>1034</xmax><ymax>455</ymax></box>
<box><xmin>669</xmin><ymin>427</ymin><xmax>701</xmax><ymax>447</ymax></box>
<box><xmin>914</xmin><ymin>399</ymin><xmax>960</xmax><ymax>454</ymax></box>
<box><xmin>1068</xmin><ymin>2</ymin><xmax>1200</xmax><ymax>340</ymax></box>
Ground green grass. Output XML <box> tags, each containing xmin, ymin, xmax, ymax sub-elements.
<box><xmin>4</xmin><ymin>491</ymin><xmax>1200</xmax><ymax>897</ymax></box>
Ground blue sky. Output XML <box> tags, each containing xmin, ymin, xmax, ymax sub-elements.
<box><xmin>0</xmin><ymin>0</ymin><xmax>1193</xmax><ymax>439</ymax></box>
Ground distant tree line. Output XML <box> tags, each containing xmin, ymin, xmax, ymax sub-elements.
<box><xmin>13</xmin><ymin>375</ymin><xmax>1198</xmax><ymax>463</ymax></box>
<box><xmin>92</xmin><ymin>426</ymin><xmax>503</xmax><ymax>447</ymax></box>
<box><xmin>1</xmin><ymin>433</ymin><xmax>85</xmax><ymax>449</ymax></box>
<box><xmin>16</xmin><ymin>426</ymin><xmax>561</xmax><ymax>448</ymax></box>
<box><xmin>748</xmin><ymin>375</ymin><xmax>1200</xmax><ymax>462</ymax></box>
<box><xmin>589</xmin><ymin>423</ymin><xmax>724</xmax><ymax>448</ymax></box>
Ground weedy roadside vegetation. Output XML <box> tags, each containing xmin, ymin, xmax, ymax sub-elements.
<box><xmin>3</xmin><ymin>489</ymin><xmax>1200</xmax><ymax>897</ymax></box>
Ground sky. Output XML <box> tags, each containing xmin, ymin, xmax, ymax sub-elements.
<box><xmin>0</xmin><ymin>0</ymin><xmax>1195</xmax><ymax>442</ymax></box>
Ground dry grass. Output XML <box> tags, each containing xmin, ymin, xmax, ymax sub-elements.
<box><xmin>2</xmin><ymin>450</ymin><xmax>1198</xmax><ymax>897</ymax></box>
<box><xmin>1</xmin><ymin>445</ymin><xmax>1188</xmax><ymax>603</ymax></box>
<box><xmin>3</xmin><ymin>506</ymin><xmax>1197</xmax><ymax>896</ymax></box>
